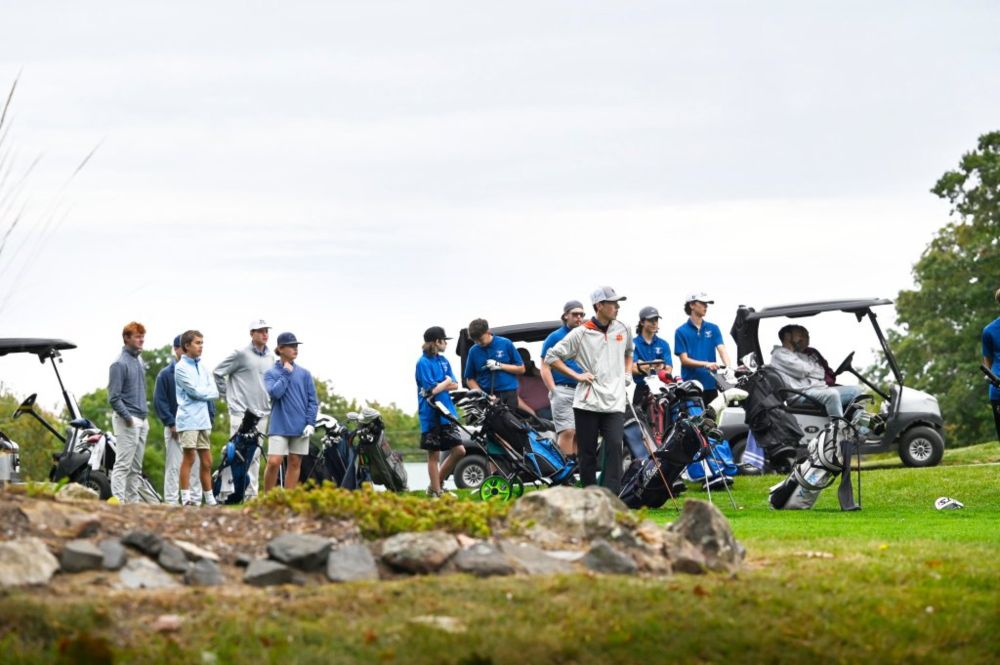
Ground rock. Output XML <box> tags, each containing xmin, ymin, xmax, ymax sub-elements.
<box><xmin>496</xmin><ymin>541</ymin><xmax>573</xmax><ymax>575</ymax></box>
<box><xmin>185</xmin><ymin>559</ymin><xmax>225</xmax><ymax>586</ymax></box>
<box><xmin>152</xmin><ymin>614</ymin><xmax>183</xmax><ymax>633</ymax></box>
<box><xmin>18</xmin><ymin>502</ymin><xmax>100</xmax><ymax>538</ymax></box>
<box><xmin>55</xmin><ymin>483</ymin><xmax>100</xmax><ymax>502</ymax></box>
<box><xmin>667</xmin><ymin>500</ymin><xmax>744</xmax><ymax>573</ymax></box>
<box><xmin>116</xmin><ymin>558</ymin><xmax>180</xmax><ymax>589</ymax></box>
<box><xmin>381</xmin><ymin>531</ymin><xmax>459</xmax><ymax>574</ymax></box>
<box><xmin>455</xmin><ymin>534</ymin><xmax>480</xmax><ymax>549</ymax></box>
<box><xmin>173</xmin><ymin>539</ymin><xmax>220</xmax><ymax>562</ymax></box>
<box><xmin>326</xmin><ymin>544</ymin><xmax>379</xmax><ymax>582</ymax></box>
<box><xmin>266</xmin><ymin>533</ymin><xmax>331</xmax><ymax>571</ymax></box>
<box><xmin>662</xmin><ymin>531</ymin><xmax>707</xmax><ymax>575</ymax></box>
<box><xmin>243</xmin><ymin>559</ymin><xmax>294</xmax><ymax>587</ymax></box>
<box><xmin>507</xmin><ymin>486</ymin><xmax>626</xmax><ymax>547</ymax></box>
<box><xmin>158</xmin><ymin>542</ymin><xmax>192</xmax><ymax>574</ymax></box>
<box><xmin>234</xmin><ymin>553</ymin><xmax>253</xmax><ymax>568</ymax></box>
<box><xmin>582</xmin><ymin>540</ymin><xmax>638</xmax><ymax>575</ymax></box>
<box><xmin>452</xmin><ymin>542</ymin><xmax>515</xmax><ymax>577</ymax></box>
<box><xmin>409</xmin><ymin>616</ymin><xmax>467</xmax><ymax>634</ymax></box>
<box><xmin>122</xmin><ymin>530</ymin><xmax>163</xmax><ymax>557</ymax></box>
<box><xmin>0</xmin><ymin>537</ymin><xmax>60</xmax><ymax>587</ymax></box>
<box><xmin>60</xmin><ymin>539</ymin><xmax>104</xmax><ymax>573</ymax></box>
<box><xmin>99</xmin><ymin>539</ymin><xmax>127</xmax><ymax>571</ymax></box>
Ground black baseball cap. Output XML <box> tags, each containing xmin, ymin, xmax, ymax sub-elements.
<box><xmin>423</xmin><ymin>326</ymin><xmax>452</xmax><ymax>342</ymax></box>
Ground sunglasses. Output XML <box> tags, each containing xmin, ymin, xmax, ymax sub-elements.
<box><xmin>568</xmin><ymin>311</ymin><xmax>586</xmax><ymax>317</ymax></box>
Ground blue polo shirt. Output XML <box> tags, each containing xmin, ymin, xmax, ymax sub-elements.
<box><xmin>463</xmin><ymin>335</ymin><xmax>522</xmax><ymax>393</ymax></box>
<box><xmin>541</xmin><ymin>325</ymin><xmax>584</xmax><ymax>387</ymax></box>
<box><xmin>416</xmin><ymin>352</ymin><xmax>458</xmax><ymax>432</ymax></box>
<box><xmin>982</xmin><ymin>317</ymin><xmax>1000</xmax><ymax>401</ymax></box>
<box><xmin>674</xmin><ymin>319</ymin><xmax>725</xmax><ymax>390</ymax></box>
<box><xmin>632</xmin><ymin>334</ymin><xmax>672</xmax><ymax>386</ymax></box>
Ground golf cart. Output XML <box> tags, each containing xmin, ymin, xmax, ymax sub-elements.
<box><xmin>450</xmin><ymin>321</ymin><xmax>561</xmax><ymax>489</ymax></box>
<box><xmin>0</xmin><ymin>338</ymin><xmax>115</xmax><ymax>497</ymax></box>
<box><xmin>720</xmin><ymin>299</ymin><xmax>945</xmax><ymax>468</ymax></box>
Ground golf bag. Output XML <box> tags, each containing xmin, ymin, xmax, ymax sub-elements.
<box><xmin>619</xmin><ymin>420</ymin><xmax>702</xmax><ymax>509</ymax></box>
<box><xmin>684</xmin><ymin>437</ymin><xmax>738</xmax><ymax>481</ymax></box>
<box><xmin>769</xmin><ymin>419</ymin><xmax>858</xmax><ymax>511</ymax></box>
<box><xmin>298</xmin><ymin>430</ymin><xmax>362</xmax><ymax>490</ymax></box>
<box><xmin>213</xmin><ymin>412</ymin><xmax>263</xmax><ymax>504</ymax></box>
<box><xmin>354</xmin><ymin>416</ymin><xmax>408</xmax><ymax>492</ymax></box>
<box><xmin>484</xmin><ymin>407</ymin><xmax>530</xmax><ymax>454</ymax></box>
<box><xmin>743</xmin><ymin>367</ymin><xmax>804</xmax><ymax>469</ymax></box>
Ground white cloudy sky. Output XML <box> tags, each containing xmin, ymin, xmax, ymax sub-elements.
<box><xmin>1</xmin><ymin>1</ymin><xmax>997</xmax><ymax>414</ymax></box>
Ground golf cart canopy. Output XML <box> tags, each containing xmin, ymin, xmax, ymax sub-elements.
<box><xmin>730</xmin><ymin>298</ymin><xmax>902</xmax><ymax>385</ymax></box>
<box><xmin>0</xmin><ymin>338</ymin><xmax>77</xmax><ymax>359</ymax></box>
<box><xmin>455</xmin><ymin>321</ymin><xmax>561</xmax><ymax>383</ymax></box>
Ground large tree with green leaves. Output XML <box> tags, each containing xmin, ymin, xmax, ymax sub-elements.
<box><xmin>885</xmin><ymin>131</ymin><xmax>1000</xmax><ymax>445</ymax></box>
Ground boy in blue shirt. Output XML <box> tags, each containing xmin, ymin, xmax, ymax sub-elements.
<box><xmin>632</xmin><ymin>305</ymin><xmax>672</xmax><ymax>406</ymax></box>
<box><xmin>674</xmin><ymin>292</ymin><xmax>731</xmax><ymax>405</ymax></box>
<box><xmin>463</xmin><ymin>318</ymin><xmax>524</xmax><ymax>410</ymax></box>
<box><xmin>540</xmin><ymin>300</ymin><xmax>587</xmax><ymax>457</ymax></box>
<box><xmin>982</xmin><ymin>288</ymin><xmax>1000</xmax><ymax>443</ymax></box>
<box><xmin>263</xmin><ymin>332</ymin><xmax>318</xmax><ymax>493</ymax></box>
<box><xmin>416</xmin><ymin>326</ymin><xmax>466</xmax><ymax>497</ymax></box>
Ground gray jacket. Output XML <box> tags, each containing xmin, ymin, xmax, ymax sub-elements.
<box><xmin>769</xmin><ymin>345</ymin><xmax>826</xmax><ymax>392</ymax></box>
<box><xmin>213</xmin><ymin>344</ymin><xmax>272</xmax><ymax>417</ymax></box>
<box><xmin>545</xmin><ymin>319</ymin><xmax>634</xmax><ymax>413</ymax></box>
<box><xmin>108</xmin><ymin>347</ymin><xmax>148</xmax><ymax>420</ymax></box>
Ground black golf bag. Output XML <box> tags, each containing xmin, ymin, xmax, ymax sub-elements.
<box><xmin>213</xmin><ymin>412</ymin><xmax>263</xmax><ymax>504</ymax></box>
<box><xmin>484</xmin><ymin>407</ymin><xmax>530</xmax><ymax>454</ymax></box>
<box><xmin>298</xmin><ymin>430</ymin><xmax>362</xmax><ymax>490</ymax></box>
<box><xmin>354</xmin><ymin>415</ymin><xmax>408</xmax><ymax>492</ymax></box>
<box><xmin>768</xmin><ymin>419</ymin><xmax>858</xmax><ymax>511</ymax></box>
<box><xmin>619</xmin><ymin>420</ymin><xmax>702</xmax><ymax>509</ymax></box>
<box><xmin>743</xmin><ymin>367</ymin><xmax>805</xmax><ymax>470</ymax></box>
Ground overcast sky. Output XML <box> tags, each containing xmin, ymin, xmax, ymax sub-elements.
<box><xmin>1</xmin><ymin>1</ymin><xmax>998</xmax><ymax>415</ymax></box>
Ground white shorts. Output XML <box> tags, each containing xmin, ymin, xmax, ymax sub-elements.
<box><xmin>268</xmin><ymin>435</ymin><xmax>309</xmax><ymax>456</ymax></box>
<box><xmin>550</xmin><ymin>385</ymin><xmax>577</xmax><ymax>433</ymax></box>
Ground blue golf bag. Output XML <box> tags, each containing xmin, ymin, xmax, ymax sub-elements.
<box><xmin>213</xmin><ymin>412</ymin><xmax>263</xmax><ymax>504</ymax></box>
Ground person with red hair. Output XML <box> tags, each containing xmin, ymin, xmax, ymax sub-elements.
<box><xmin>107</xmin><ymin>321</ymin><xmax>149</xmax><ymax>503</ymax></box>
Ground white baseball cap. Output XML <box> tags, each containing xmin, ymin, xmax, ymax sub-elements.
<box><xmin>684</xmin><ymin>292</ymin><xmax>714</xmax><ymax>304</ymax></box>
<box><xmin>934</xmin><ymin>497</ymin><xmax>964</xmax><ymax>510</ymax></box>
<box><xmin>249</xmin><ymin>318</ymin><xmax>271</xmax><ymax>331</ymax></box>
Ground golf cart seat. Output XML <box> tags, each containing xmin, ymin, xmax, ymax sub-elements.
<box><xmin>783</xmin><ymin>399</ymin><xmax>828</xmax><ymax>417</ymax></box>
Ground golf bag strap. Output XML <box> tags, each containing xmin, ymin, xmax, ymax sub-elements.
<box><xmin>837</xmin><ymin>438</ymin><xmax>859</xmax><ymax>511</ymax></box>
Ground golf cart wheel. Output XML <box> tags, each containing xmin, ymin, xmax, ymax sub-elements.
<box><xmin>479</xmin><ymin>475</ymin><xmax>512</xmax><ymax>501</ymax></box>
<box><xmin>83</xmin><ymin>470</ymin><xmax>112</xmax><ymax>499</ymax></box>
<box><xmin>898</xmin><ymin>426</ymin><xmax>944</xmax><ymax>467</ymax></box>
<box><xmin>453</xmin><ymin>455</ymin><xmax>488</xmax><ymax>489</ymax></box>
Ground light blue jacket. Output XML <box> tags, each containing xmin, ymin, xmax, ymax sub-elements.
<box><xmin>175</xmin><ymin>355</ymin><xmax>220</xmax><ymax>431</ymax></box>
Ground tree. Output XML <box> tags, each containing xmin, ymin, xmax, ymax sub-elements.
<box><xmin>883</xmin><ymin>131</ymin><xmax>1000</xmax><ymax>445</ymax></box>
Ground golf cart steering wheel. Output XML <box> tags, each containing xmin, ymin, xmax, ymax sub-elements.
<box><xmin>12</xmin><ymin>393</ymin><xmax>37</xmax><ymax>420</ymax></box>
<box><xmin>834</xmin><ymin>351</ymin><xmax>856</xmax><ymax>376</ymax></box>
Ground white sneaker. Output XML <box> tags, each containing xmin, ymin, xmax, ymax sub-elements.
<box><xmin>203</xmin><ymin>491</ymin><xmax>217</xmax><ymax>506</ymax></box>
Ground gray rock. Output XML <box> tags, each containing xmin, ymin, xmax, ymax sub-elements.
<box><xmin>18</xmin><ymin>502</ymin><xmax>99</xmax><ymax>538</ymax></box>
<box><xmin>234</xmin><ymin>553</ymin><xmax>253</xmax><ymax>568</ymax></box>
<box><xmin>0</xmin><ymin>537</ymin><xmax>60</xmax><ymax>587</ymax></box>
<box><xmin>266</xmin><ymin>533</ymin><xmax>332</xmax><ymax>571</ymax></box>
<box><xmin>185</xmin><ymin>559</ymin><xmax>225</xmax><ymax>586</ymax></box>
<box><xmin>244</xmin><ymin>559</ymin><xmax>294</xmax><ymax>587</ymax></box>
<box><xmin>116</xmin><ymin>558</ymin><xmax>180</xmax><ymax>589</ymax></box>
<box><xmin>99</xmin><ymin>539</ymin><xmax>127</xmax><ymax>571</ymax></box>
<box><xmin>60</xmin><ymin>539</ymin><xmax>104</xmax><ymax>573</ymax></box>
<box><xmin>326</xmin><ymin>544</ymin><xmax>379</xmax><ymax>582</ymax></box>
<box><xmin>667</xmin><ymin>500</ymin><xmax>744</xmax><ymax>573</ymax></box>
<box><xmin>55</xmin><ymin>483</ymin><xmax>100</xmax><ymax>502</ymax></box>
<box><xmin>122</xmin><ymin>530</ymin><xmax>163</xmax><ymax>557</ymax></box>
<box><xmin>662</xmin><ymin>531</ymin><xmax>707</xmax><ymax>575</ymax></box>
<box><xmin>452</xmin><ymin>542</ymin><xmax>515</xmax><ymax>577</ymax></box>
<box><xmin>381</xmin><ymin>531</ymin><xmax>459</xmax><ymax>574</ymax></box>
<box><xmin>157</xmin><ymin>542</ymin><xmax>191</xmax><ymax>574</ymax></box>
<box><xmin>507</xmin><ymin>486</ymin><xmax>627</xmax><ymax>547</ymax></box>
<box><xmin>582</xmin><ymin>540</ymin><xmax>638</xmax><ymax>575</ymax></box>
<box><xmin>496</xmin><ymin>541</ymin><xmax>573</xmax><ymax>575</ymax></box>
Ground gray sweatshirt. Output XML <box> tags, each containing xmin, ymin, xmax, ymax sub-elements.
<box><xmin>545</xmin><ymin>318</ymin><xmax>634</xmax><ymax>413</ymax></box>
<box><xmin>108</xmin><ymin>347</ymin><xmax>148</xmax><ymax>420</ymax></box>
<box><xmin>769</xmin><ymin>345</ymin><xmax>827</xmax><ymax>392</ymax></box>
<box><xmin>213</xmin><ymin>344</ymin><xmax>272</xmax><ymax>417</ymax></box>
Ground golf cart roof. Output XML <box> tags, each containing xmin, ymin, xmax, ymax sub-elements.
<box><xmin>0</xmin><ymin>338</ymin><xmax>77</xmax><ymax>358</ymax></box>
<box><xmin>740</xmin><ymin>298</ymin><xmax>893</xmax><ymax>321</ymax></box>
<box><xmin>454</xmin><ymin>321</ymin><xmax>562</xmax><ymax>385</ymax></box>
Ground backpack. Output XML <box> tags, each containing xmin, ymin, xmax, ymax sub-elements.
<box><xmin>743</xmin><ymin>367</ymin><xmax>804</xmax><ymax>467</ymax></box>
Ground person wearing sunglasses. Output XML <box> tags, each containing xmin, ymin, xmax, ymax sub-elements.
<box><xmin>540</xmin><ymin>300</ymin><xmax>587</xmax><ymax>459</ymax></box>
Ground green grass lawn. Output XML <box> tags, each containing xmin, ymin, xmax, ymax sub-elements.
<box><xmin>2</xmin><ymin>448</ymin><xmax>998</xmax><ymax>664</ymax></box>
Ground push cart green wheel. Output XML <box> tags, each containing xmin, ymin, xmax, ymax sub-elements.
<box><xmin>511</xmin><ymin>478</ymin><xmax>525</xmax><ymax>498</ymax></box>
<box><xmin>479</xmin><ymin>475</ymin><xmax>513</xmax><ymax>502</ymax></box>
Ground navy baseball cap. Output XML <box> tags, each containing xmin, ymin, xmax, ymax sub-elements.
<box><xmin>172</xmin><ymin>335</ymin><xmax>182</xmax><ymax>349</ymax></box>
<box><xmin>276</xmin><ymin>332</ymin><xmax>302</xmax><ymax>346</ymax></box>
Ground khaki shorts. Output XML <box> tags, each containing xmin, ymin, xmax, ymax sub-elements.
<box><xmin>269</xmin><ymin>435</ymin><xmax>309</xmax><ymax>457</ymax></box>
<box><xmin>550</xmin><ymin>385</ymin><xmax>577</xmax><ymax>433</ymax></box>
<box><xmin>178</xmin><ymin>429</ymin><xmax>212</xmax><ymax>450</ymax></box>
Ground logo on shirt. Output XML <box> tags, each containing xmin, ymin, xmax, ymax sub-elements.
<box><xmin>615</xmin><ymin>334</ymin><xmax>623</xmax><ymax>342</ymax></box>
<box><xmin>704</xmin><ymin>330</ymin><xmax>714</xmax><ymax>339</ymax></box>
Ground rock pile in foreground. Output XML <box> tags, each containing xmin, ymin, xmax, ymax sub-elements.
<box><xmin>0</xmin><ymin>485</ymin><xmax>744</xmax><ymax>589</ymax></box>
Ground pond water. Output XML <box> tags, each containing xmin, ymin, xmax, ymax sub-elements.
<box><xmin>401</xmin><ymin>461</ymin><xmax>457</xmax><ymax>492</ymax></box>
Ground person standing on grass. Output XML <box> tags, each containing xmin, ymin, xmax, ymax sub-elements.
<box><xmin>416</xmin><ymin>326</ymin><xmax>466</xmax><ymax>498</ymax></box>
<box><xmin>175</xmin><ymin>330</ymin><xmax>220</xmax><ymax>507</ymax></box>
<box><xmin>540</xmin><ymin>300</ymin><xmax>587</xmax><ymax>459</ymax></box>
<box><xmin>674</xmin><ymin>292</ymin><xmax>732</xmax><ymax>405</ymax></box>
<box><xmin>463</xmin><ymin>318</ymin><xmax>524</xmax><ymax>410</ymax></box>
<box><xmin>982</xmin><ymin>287</ymin><xmax>1000</xmax><ymax>444</ymax></box>
<box><xmin>545</xmin><ymin>286</ymin><xmax>633</xmax><ymax>493</ymax></box>
<box><xmin>108</xmin><ymin>321</ymin><xmax>150</xmax><ymax>504</ymax></box>
<box><xmin>213</xmin><ymin>318</ymin><xmax>273</xmax><ymax>498</ymax></box>
<box><xmin>263</xmin><ymin>332</ymin><xmax>318</xmax><ymax>493</ymax></box>
<box><xmin>631</xmin><ymin>305</ymin><xmax>672</xmax><ymax>407</ymax></box>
